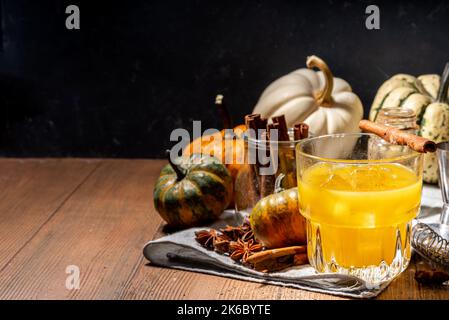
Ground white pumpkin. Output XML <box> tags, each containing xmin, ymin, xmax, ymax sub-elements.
<box><xmin>253</xmin><ymin>56</ymin><xmax>363</xmax><ymax>136</ymax></box>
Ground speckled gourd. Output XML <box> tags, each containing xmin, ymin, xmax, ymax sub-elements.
<box><xmin>250</xmin><ymin>184</ymin><xmax>306</xmax><ymax>249</ymax></box>
<box><xmin>153</xmin><ymin>152</ymin><xmax>233</xmax><ymax>228</ymax></box>
<box><xmin>369</xmin><ymin>63</ymin><xmax>449</xmax><ymax>183</ymax></box>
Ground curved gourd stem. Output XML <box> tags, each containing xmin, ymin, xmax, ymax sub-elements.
<box><xmin>215</xmin><ymin>94</ymin><xmax>232</xmax><ymax>130</ymax></box>
<box><xmin>166</xmin><ymin>149</ymin><xmax>185</xmax><ymax>180</ymax></box>
<box><xmin>306</xmin><ymin>55</ymin><xmax>334</xmax><ymax>107</ymax></box>
<box><xmin>274</xmin><ymin>173</ymin><xmax>285</xmax><ymax>193</ymax></box>
<box><xmin>437</xmin><ymin>63</ymin><xmax>449</xmax><ymax>103</ymax></box>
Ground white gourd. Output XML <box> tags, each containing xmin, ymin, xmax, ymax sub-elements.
<box><xmin>253</xmin><ymin>56</ymin><xmax>364</xmax><ymax>136</ymax></box>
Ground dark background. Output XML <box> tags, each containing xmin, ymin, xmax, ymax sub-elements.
<box><xmin>0</xmin><ymin>0</ymin><xmax>448</xmax><ymax>157</ymax></box>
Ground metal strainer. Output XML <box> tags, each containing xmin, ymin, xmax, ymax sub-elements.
<box><xmin>412</xmin><ymin>141</ymin><xmax>449</xmax><ymax>268</ymax></box>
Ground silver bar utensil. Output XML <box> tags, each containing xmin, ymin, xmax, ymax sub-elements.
<box><xmin>412</xmin><ymin>141</ymin><xmax>449</xmax><ymax>267</ymax></box>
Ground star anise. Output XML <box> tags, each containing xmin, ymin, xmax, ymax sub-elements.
<box><xmin>220</xmin><ymin>225</ymin><xmax>244</xmax><ymax>241</ymax></box>
<box><xmin>220</xmin><ymin>219</ymin><xmax>254</xmax><ymax>240</ymax></box>
<box><xmin>229</xmin><ymin>239</ymin><xmax>263</xmax><ymax>262</ymax></box>
<box><xmin>241</xmin><ymin>219</ymin><xmax>251</xmax><ymax>230</ymax></box>
<box><xmin>213</xmin><ymin>237</ymin><xmax>231</xmax><ymax>254</ymax></box>
<box><xmin>195</xmin><ymin>229</ymin><xmax>219</xmax><ymax>249</ymax></box>
<box><xmin>241</xmin><ymin>228</ymin><xmax>255</xmax><ymax>242</ymax></box>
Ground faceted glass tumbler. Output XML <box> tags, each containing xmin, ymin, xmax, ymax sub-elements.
<box><xmin>296</xmin><ymin>133</ymin><xmax>423</xmax><ymax>285</ymax></box>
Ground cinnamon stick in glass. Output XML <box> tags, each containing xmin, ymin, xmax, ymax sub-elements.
<box><xmin>244</xmin><ymin>114</ymin><xmax>261</xmax><ymax>198</ymax></box>
<box><xmin>294</xmin><ymin>123</ymin><xmax>309</xmax><ymax>140</ymax></box>
<box><xmin>272</xmin><ymin>115</ymin><xmax>290</xmax><ymax>141</ymax></box>
<box><xmin>245</xmin><ymin>114</ymin><xmax>271</xmax><ymax>196</ymax></box>
<box><xmin>245</xmin><ymin>114</ymin><xmax>268</xmax><ymax>140</ymax></box>
<box><xmin>268</xmin><ymin>120</ymin><xmax>296</xmax><ymax>189</ymax></box>
<box><xmin>245</xmin><ymin>114</ymin><xmax>260</xmax><ymax>133</ymax></box>
<box><xmin>359</xmin><ymin>119</ymin><xmax>436</xmax><ymax>153</ymax></box>
<box><xmin>260</xmin><ymin>130</ymin><xmax>275</xmax><ymax>197</ymax></box>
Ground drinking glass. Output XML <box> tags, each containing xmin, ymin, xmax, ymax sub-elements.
<box><xmin>234</xmin><ymin>129</ymin><xmax>302</xmax><ymax>218</ymax></box>
<box><xmin>437</xmin><ymin>141</ymin><xmax>449</xmax><ymax>225</ymax></box>
<box><xmin>296</xmin><ymin>133</ymin><xmax>423</xmax><ymax>285</ymax></box>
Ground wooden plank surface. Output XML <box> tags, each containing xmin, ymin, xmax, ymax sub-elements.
<box><xmin>0</xmin><ymin>159</ymin><xmax>164</xmax><ymax>299</ymax></box>
<box><xmin>0</xmin><ymin>158</ymin><xmax>448</xmax><ymax>300</ymax></box>
<box><xmin>0</xmin><ymin>159</ymin><xmax>100</xmax><ymax>271</ymax></box>
<box><xmin>378</xmin><ymin>258</ymin><xmax>449</xmax><ymax>300</ymax></box>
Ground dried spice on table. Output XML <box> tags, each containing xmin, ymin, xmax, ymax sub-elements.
<box><xmin>246</xmin><ymin>246</ymin><xmax>308</xmax><ymax>272</ymax></box>
<box><xmin>414</xmin><ymin>260</ymin><xmax>449</xmax><ymax>285</ymax></box>
<box><xmin>241</xmin><ymin>228</ymin><xmax>255</xmax><ymax>242</ymax></box>
<box><xmin>194</xmin><ymin>220</ymin><xmax>308</xmax><ymax>273</ymax></box>
<box><xmin>220</xmin><ymin>225</ymin><xmax>245</xmax><ymax>241</ymax></box>
<box><xmin>219</xmin><ymin>220</ymin><xmax>252</xmax><ymax>241</ymax></box>
<box><xmin>195</xmin><ymin>229</ymin><xmax>231</xmax><ymax>253</ymax></box>
<box><xmin>229</xmin><ymin>239</ymin><xmax>263</xmax><ymax>262</ymax></box>
<box><xmin>213</xmin><ymin>237</ymin><xmax>231</xmax><ymax>254</ymax></box>
<box><xmin>239</xmin><ymin>220</ymin><xmax>255</xmax><ymax>242</ymax></box>
<box><xmin>195</xmin><ymin>229</ymin><xmax>220</xmax><ymax>249</ymax></box>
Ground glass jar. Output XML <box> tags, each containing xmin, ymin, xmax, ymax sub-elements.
<box><xmin>376</xmin><ymin>107</ymin><xmax>418</xmax><ymax>133</ymax></box>
<box><xmin>233</xmin><ymin>129</ymin><xmax>303</xmax><ymax>219</ymax></box>
<box><xmin>369</xmin><ymin>107</ymin><xmax>418</xmax><ymax>160</ymax></box>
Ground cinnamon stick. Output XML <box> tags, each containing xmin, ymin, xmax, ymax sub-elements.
<box><xmin>270</xmin><ymin>117</ymin><xmax>297</xmax><ymax>189</ymax></box>
<box><xmin>294</xmin><ymin>123</ymin><xmax>309</xmax><ymax>140</ymax></box>
<box><xmin>266</xmin><ymin>123</ymin><xmax>277</xmax><ymax>140</ymax></box>
<box><xmin>359</xmin><ymin>120</ymin><xmax>436</xmax><ymax>153</ymax></box>
<box><xmin>245</xmin><ymin>114</ymin><xmax>271</xmax><ymax>197</ymax></box>
<box><xmin>246</xmin><ymin>245</ymin><xmax>307</xmax><ymax>264</ymax></box>
<box><xmin>272</xmin><ymin>115</ymin><xmax>290</xmax><ymax>141</ymax></box>
<box><xmin>259</xmin><ymin>130</ymin><xmax>274</xmax><ymax>197</ymax></box>
<box><xmin>259</xmin><ymin>117</ymin><xmax>268</xmax><ymax>134</ymax></box>
<box><xmin>244</xmin><ymin>114</ymin><xmax>260</xmax><ymax>133</ymax></box>
<box><xmin>294</xmin><ymin>253</ymin><xmax>309</xmax><ymax>266</ymax></box>
<box><xmin>246</xmin><ymin>246</ymin><xmax>308</xmax><ymax>272</ymax></box>
<box><xmin>245</xmin><ymin>114</ymin><xmax>267</xmax><ymax>139</ymax></box>
<box><xmin>244</xmin><ymin>114</ymin><xmax>261</xmax><ymax>197</ymax></box>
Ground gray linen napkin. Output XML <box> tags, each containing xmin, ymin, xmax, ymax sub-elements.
<box><xmin>143</xmin><ymin>185</ymin><xmax>442</xmax><ymax>299</ymax></box>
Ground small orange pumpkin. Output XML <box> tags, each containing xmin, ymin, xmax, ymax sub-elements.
<box><xmin>183</xmin><ymin>125</ymin><xmax>245</xmax><ymax>176</ymax></box>
<box><xmin>183</xmin><ymin>95</ymin><xmax>246</xmax><ymax>206</ymax></box>
<box><xmin>250</xmin><ymin>187</ymin><xmax>306</xmax><ymax>249</ymax></box>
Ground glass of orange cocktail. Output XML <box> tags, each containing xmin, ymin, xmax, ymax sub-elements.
<box><xmin>296</xmin><ymin>133</ymin><xmax>423</xmax><ymax>285</ymax></box>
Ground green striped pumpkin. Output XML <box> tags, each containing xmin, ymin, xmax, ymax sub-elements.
<box><xmin>369</xmin><ymin>64</ymin><xmax>449</xmax><ymax>183</ymax></box>
<box><xmin>250</xmin><ymin>187</ymin><xmax>306</xmax><ymax>249</ymax></box>
<box><xmin>153</xmin><ymin>152</ymin><xmax>233</xmax><ymax>228</ymax></box>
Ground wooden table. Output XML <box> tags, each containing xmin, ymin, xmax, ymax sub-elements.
<box><xmin>0</xmin><ymin>158</ymin><xmax>447</xmax><ymax>300</ymax></box>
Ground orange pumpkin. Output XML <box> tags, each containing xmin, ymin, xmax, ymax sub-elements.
<box><xmin>250</xmin><ymin>187</ymin><xmax>306</xmax><ymax>249</ymax></box>
<box><xmin>183</xmin><ymin>95</ymin><xmax>246</xmax><ymax>207</ymax></box>
<box><xmin>183</xmin><ymin>124</ymin><xmax>246</xmax><ymax>179</ymax></box>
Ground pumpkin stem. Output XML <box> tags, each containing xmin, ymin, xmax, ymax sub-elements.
<box><xmin>274</xmin><ymin>173</ymin><xmax>285</xmax><ymax>193</ymax></box>
<box><xmin>215</xmin><ymin>94</ymin><xmax>232</xmax><ymax>130</ymax></box>
<box><xmin>437</xmin><ymin>63</ymin><xmax>449</xmax><ymax>103</ymax></box>
<box><xmin>166</xmin><ymin>149</ymin><xmax>185</xmax><ymax>180</ymax></box>
<box><xmin>306</xmin><ymin>55</ymin><xmax>334</xmax><ymax>107</ymax></box>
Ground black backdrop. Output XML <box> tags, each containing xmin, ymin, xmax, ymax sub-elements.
<box><xmin>0</xmin><ymin>0</ymin><xmax>448</xmax><ymax>157</ymax></box>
